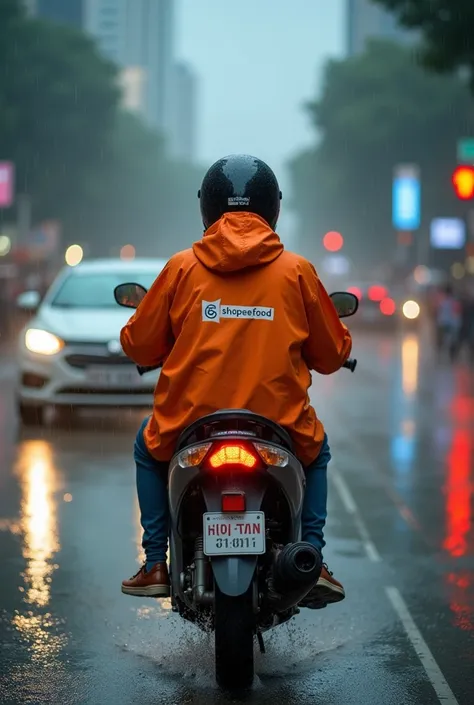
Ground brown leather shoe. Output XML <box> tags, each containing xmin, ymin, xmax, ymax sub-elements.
<box><xmin>121</xmin><ymin>562</ymin><xmax>170</xmax><ymax>597</ymax></box>
<box><xmin>300</xmin><ymin>564</ymin><xmax>345</xmax><ymax>609</ymax></box>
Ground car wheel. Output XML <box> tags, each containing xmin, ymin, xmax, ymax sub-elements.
<box><xmin>18</xmin><ymin>403</ymin><xmax>45</xmax><ymax>427</ymax></box>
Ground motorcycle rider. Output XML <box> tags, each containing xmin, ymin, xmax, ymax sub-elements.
<box><xmin>120</xmin><ymin>155</ymin><xmax>352</xmax><ymax>608</ymax></box>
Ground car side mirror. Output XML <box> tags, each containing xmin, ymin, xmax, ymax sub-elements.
<box><xmin>330</xmin><ymin>292</ymin><xmax>359</xmax><ymax>318</ymax></box>
<box><xmin>114</xmin><ymin>283</ymin><xmax>148</xmax><ymax>309</ymax></box>
<box><xmin>16</xmin><ymin>290</ymin><xmax>41</xmax><ymax>312</ymax></box>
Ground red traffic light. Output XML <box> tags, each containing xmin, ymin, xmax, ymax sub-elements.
<box><xmin>452</xmin><ymin>166</ymin><xmax>474</xmax><ymax>200</ymax></box>
<box><xmin>323</xmin><ymin>231</ymin><xmax>344</xmax><ymax>252</ymax></box>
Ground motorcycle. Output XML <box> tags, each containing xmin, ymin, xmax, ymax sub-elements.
<box><xmin>114</xmin><ymin>283</ymin><xmax>358</xmax><ymax>690</ymax></box>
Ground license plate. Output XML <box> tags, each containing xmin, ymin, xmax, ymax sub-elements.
<box><xmin>87</xmin><ymin>366</ymin><xmax>140</xmax><ymax>388</ymax></box>
<box><xmin>203</xmin><ymin>512</ymin><xmax>266</xmax><ymax>556</ymax></box>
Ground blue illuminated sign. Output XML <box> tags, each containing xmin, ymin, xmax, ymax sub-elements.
<box><xmin>392</xmin><ymin>175</ymin><xmax>421</xmax><ymax>230</ymax></box>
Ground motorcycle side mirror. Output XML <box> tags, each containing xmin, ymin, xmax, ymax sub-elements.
<box><xmin>330</xmin><ymin>292</ymin><xmax>359</xmax><ymax>318</ymax></box>
<box><xmin>114</xmin><ymin>283</ymin><xmax>148</xmax><ymax>309</ymax></box>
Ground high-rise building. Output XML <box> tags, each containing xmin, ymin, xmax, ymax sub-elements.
<box><xmin>29</xmin><ymin>0</ymin><xmax>196</xmax><ymax>159</ymax></box>
<box><xmin>169</xmin><ymin>62</ymin><xmax>197</xmax><ymax>162</ymax></box>
<box><xmin>30</xmin><ymin>0</ymin><xmax>175</xmax><ymax>137</ymax></box>
<box><xmin>346</xmin><ymin>0</ymin><xmax>413</xmax><ymax>56</ymax></box>
<box><xmin>83</xmin><ymin>0</ymin><xmax>175</xmax><ymax>137</ymax></box>
<box><xmin>27</xmin><ymin>0</ymin><xmax>84</xmax><ymax>27</ymax></box>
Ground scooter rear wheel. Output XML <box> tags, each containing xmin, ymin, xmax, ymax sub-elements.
<box><xmin>214</xmin><ymin>583</ymin><xmax>255</xmax><ymax>690</ymax></box>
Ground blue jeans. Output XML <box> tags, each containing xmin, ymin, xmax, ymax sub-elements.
<box><xmin>135</xmin><ymin>416</ymin><xmax>330</xmax><ymax>565</ymax></box>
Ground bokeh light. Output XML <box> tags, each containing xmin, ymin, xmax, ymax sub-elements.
<box><xmin>380</xmin><ymin>297</ymin><xmax>396</xmax><ymax>316</ymax></box>
<box><xmin>413</xmin><ymin>265</ymin><xmax>431</xmax><ymax>285</ymax></box>
<box><xmin>451</xmin><ymin>262</ymin><xmax>465</xmax><ymax>280</ymax></box>
<box><xmin>402</xmin><ymin>300</ymin><xmax>420</xmax><ymax>320</ymax></box>
<box><xmin>368</xmin><ymin>285</ymin><xmax>387</xmax><ymax>302</ymax></box>
<box><xmin>0</xmin><ymin>235</ymin><xmax>11</xmax><ymax>256</ymax></box>
<box><xmin>323</xmin><ymin>231</ymin><xmax>344</xmax><ymax>252</ymax></box>
<box><xmin>65</xmin><ymin>244</ymin><xmax>83</xmax><ymax>267</ymax></box>
<box><xmin>120</xmin><ymin>244</ymin><xmax>136</xmax><ymax>260</ymax></box>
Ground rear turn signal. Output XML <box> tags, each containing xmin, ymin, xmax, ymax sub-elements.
<box><xmin>209</xmin><ymin>445</ymin><xmax>258</xmax><ymax>469</ymax></box>
<box><xmin>178</xmin><ymin>443</ymin><xmax>212</xmax><ymax>467</ymax></box>
<box><xmin>255</xmin><ymin>443</ymin><xmax>289</xmax><ymax>467</ymax></box>
<box><xmin>222</xmin><ymin>493</ymin><xmax>246</xmax><ymax>512</ymax></box>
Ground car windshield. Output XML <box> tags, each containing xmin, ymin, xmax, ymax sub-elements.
<box><xmin>50</xmin><ymin>272</ymin><xmax>158</xmax><ymax>308</ymax></box>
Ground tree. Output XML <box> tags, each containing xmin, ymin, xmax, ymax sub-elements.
<box><xmin>0</xmin><ymin>1</ymin><xmax>203</xmax><ymax>259</ymax></box>
<box><xmin>0</xmin><ymin>1</ymin><xmax>119</xmax><ymax>227</ymax></box>
<box><xmin>372</xmin><ymin>0</ymin><xmax>474</xmax><ymax>92</ymax></box>
<box><xmin>74</xmin><ymin>112</ymin><xmax>203</xmax><ymax>257</ymax></box>
<box><xmin>289</xmin><ymin>40</ymin><xmax>474</xmax><ymax>267</ymax></box>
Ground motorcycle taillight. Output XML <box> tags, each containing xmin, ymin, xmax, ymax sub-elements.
<box><xmin>207</xmin><ymin>443</ymin><xmax>259</xmax><ymax>470</ymax></box>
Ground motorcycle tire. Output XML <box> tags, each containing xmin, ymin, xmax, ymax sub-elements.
<box><xmin>214</xmin><ymin>583</ymin><xmax>255</xmax><ymax>690</ymax></box>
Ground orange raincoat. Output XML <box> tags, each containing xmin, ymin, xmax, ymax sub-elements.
<box><xmin>121</xmin><ymin>213</ymin><xmax>352</xmax><ymax>466</ymax></box>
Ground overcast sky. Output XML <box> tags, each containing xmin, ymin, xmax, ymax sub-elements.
<box><xmin>176</xmin><ymin>0</ymin><xmax>345</xmax><ymax>191</ymax></box>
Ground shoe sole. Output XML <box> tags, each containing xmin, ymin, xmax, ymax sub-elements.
<box><xmin>300</xmin><ymin>578</ymin><xmax>346</xmax><ymax>609</ymax></box>
<box><xmin>121</xmin><ymin>585</ymin><xmax>170</xmax><ymax>597</ymax></box>
<box><xmin>311</xmin><ymin>577</ymin><xmax>345</xmax><ymax>604</ymax></box>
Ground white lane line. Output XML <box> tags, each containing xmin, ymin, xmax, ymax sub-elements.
<box><xmin>386</xmin><ymin>587</ymin><xmax>459</xmax><ymax>705</ymax></box>
<box><xmin>331</xmin><ymin>468</ymin><xmax>382</xmax><ymax>562</ymax></box>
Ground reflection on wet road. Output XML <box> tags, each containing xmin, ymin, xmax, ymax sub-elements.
<box><xmin>0</xmin><ymin>329</ymin><xmax>473</xmax><ymax>704</ymax></box>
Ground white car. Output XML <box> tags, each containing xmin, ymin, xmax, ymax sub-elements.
<box><xmin>16</xmin><ymin>258</ymin><xmax>167</xmax><ymax>425</ymax></box>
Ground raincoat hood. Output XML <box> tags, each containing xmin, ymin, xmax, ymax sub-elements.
<box><xmin>193</xmin><ymin>212</ymin><xmax>284</xmax><ymax>273</ymax></box>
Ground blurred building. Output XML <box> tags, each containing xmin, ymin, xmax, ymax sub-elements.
<box><xmin>83</xmin><ymin>0</ymin><xmax>175</xmax><ymax>138</ymax></box>
<box><xmin>169</xmin><ymin>62</ymin><xmax>197</xmax><ymax>162</ymax></box>
<box><xmin>26</xmin><ymin>0</ymin><xmax>84</xmax><ymax>27</ymax></box>
<box><xmin>346</xmin><ymin>0</ymin><xmax>413</xmax><ymax>56</ymax></box>
<box><xmin>29</xmin><ymin>0</ymin><xmax>197</xmax><ymax>161</ymax></box>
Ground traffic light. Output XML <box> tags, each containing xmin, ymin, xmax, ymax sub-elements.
<box><xmin>452</xmin><ymin>165</ymin><xmax>474</xmax><ymax>200</ymax></box>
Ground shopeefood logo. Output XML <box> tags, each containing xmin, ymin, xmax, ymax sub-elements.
<box><xmin>202</xmin><ymin>299</ymin><xmax>274</xmax><ymax>323</ymax></box>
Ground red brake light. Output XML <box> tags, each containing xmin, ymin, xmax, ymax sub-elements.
<box><xmin>208</xmin><ymin>444</ymin><xmax>258</xmax><ymax>469</ymax></box>
<box><xmin>380</xmin><ymin>297</ymin><xmax>396</xmax><ymax>315</ymax></box>
<box><xmin>222</xmin><ymin>493</ymin><xmax>246</xmax><ymax>512</ymax></box>
<box><xmin>368</xmin><ymin>285</ymin><xmax>387</xmax><ymax>302</ymax></box>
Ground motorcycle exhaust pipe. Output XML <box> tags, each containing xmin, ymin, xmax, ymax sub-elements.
<box><xmin>268</xmin><ymin>542</ymin><xmax>322</xmax><ymax>611</ymax></box>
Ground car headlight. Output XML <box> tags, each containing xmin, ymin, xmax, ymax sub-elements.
<box><xmin>402</xmin><ymin>300</ymin><xmax>420</xmax><ymax>320</ymax></box>
<box><xmin>25</xmin><ymin>328</ymin><xmax>64</xmax><ymax>355</ymax></box>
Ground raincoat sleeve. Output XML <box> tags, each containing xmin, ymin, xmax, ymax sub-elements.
<box><xmin>300</xmin><ymin>262</ymin><xmax>352</xmax><ymax>375</ymax></box>
<box><xmin>120</xmin><ymin>260</ymin><xmax>177</xmax><ymax>367</ymax></box>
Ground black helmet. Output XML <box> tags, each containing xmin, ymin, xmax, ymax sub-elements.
<box><xmin>198</xmin><ymin>154</ymin><xmax>282</xmax><ymax>230</ymax></box>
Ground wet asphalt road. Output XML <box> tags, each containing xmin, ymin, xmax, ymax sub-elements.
<box><xmin>0</xmin><ymin>327</ymin><xmax>473</xmax><ymax>704</ymax></box>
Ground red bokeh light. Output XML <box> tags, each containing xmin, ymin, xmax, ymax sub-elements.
<box><xmin>347</xmin><ymin>286</ymin><xmax>362</xmax><ymax>300</ymax></box>
<box><xmin>368</xmin><ymin>285</ymin><xmax>388</xmax><ymax>302</ymax></box>
<box><xmin>380</xmin><ymin>298</ymin><xmax>396</xmax><ymax>316</ymax></box>
<box><xmin>452</xmin><ymin>165</ymin><xmax>474</xmax><ymax>201</ymax></box>
<box><xmin>323</xmin><ymin>231</ymin><xmax>344</xmax><ymax>252</ymax></box>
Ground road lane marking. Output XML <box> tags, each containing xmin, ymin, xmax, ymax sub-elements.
<box><xmin>385</xmin><ymin>587</ymin><xmax>459</xmax><ymax>705</ymax></box>
<box><xmin>331</xmin><ymin>468</ymin><xmax>382</xmax><ymax>562</ymax></box>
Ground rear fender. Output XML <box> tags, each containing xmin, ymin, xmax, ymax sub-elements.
<box><xmin>201</xmin><ymin>481</ymin><xmax>266</xmax><ymax>597</ymax></box>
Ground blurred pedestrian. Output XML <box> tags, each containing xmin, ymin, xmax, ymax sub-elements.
<box><xmin>460</xmin><ymin>280</ymin><xmax>474</xmax><ymax>363</ymax></box>
<box><xmin>435</xmin><ymin>283</ymin><xmax>462</xmax><ymax>361</ymax></box>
